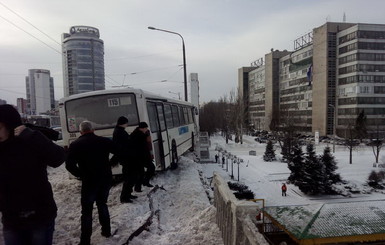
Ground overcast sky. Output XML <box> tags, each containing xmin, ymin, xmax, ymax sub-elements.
<box><xmin>0</xmin><ymin>0</ymin><xmax>384</xmax><ymax>105</ymax></box>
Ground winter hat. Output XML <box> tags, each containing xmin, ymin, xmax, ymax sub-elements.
<box><xmin>117</xmin><ymin>116</ymin><xmax>129</xmax><ymax>126</ymax></box>
<box><xmin>138</xmin><ymin>121</ymin><xmax>148</xmax><ymax>128</ymax></box>
<box><xmin>0</xmin><ymin>104</ymin><xmax>22</xmax><ymax>130</ymax></box>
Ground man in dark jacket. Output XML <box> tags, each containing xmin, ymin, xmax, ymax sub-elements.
<box><xmin>130</xmin><ymin>122</ymin><xmax>153</xmax><ymax>192</ymax></box>
<box><xmin>66</xmin><ymin>121</ymin><xmax>116</xmax><ymax>245</ymax></box>
<box><xmin>112</xmin><ymin>116</ymin><xmax>138</xmax><ymax>203</ymax></box>
<box><xmin>143</xmin><ymin>129</ymin><xmax>155</xmax><ymax>187</ymax></box>
<box><xmin>0</xmin><ymin>104</ymin><xmax>65</xmax><ymax>245</ymax></box>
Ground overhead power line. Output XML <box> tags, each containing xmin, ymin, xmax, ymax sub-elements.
<box><xmin>165</xmin><ymin>66</ymin><xmax>183</xmax><ymax>80</ymax></box>
<box><xmin>105</xmin><ymin>49</ymin><xmax>181</xmax><ymax>61</ymax></box>
<box><xmin>0</xmin><ymin>1</ymin><xmax>185</xmax><ymax>100</ymax></box>
<box><xmin>0</xmin><ymin>14</ymin><xmax>61</xmax><ymax>54</ymax></box>
<box><xmin>127</xmin><ymin>65</ymin><xmax>182</xmax><ymax>75</ymax></box>
<box><xmin>0</xmin><ymin>88</ymin><xmax>26</xmax><ymax>96</ymax></box>
<box><xmin>0</xmin><ymin>2</ymin><xmax>183</xmax><ymax>71</ymax></box>
<box><xmin>0</xmin><ymin>1</ymin><xmax>61</xmax><ymax>46</ymax></box>
<box><xmin>105</xmin><ymin>75</ymin><xmax>122</xmax><ymax>87</ymax></box>
<box><xmin>0</xmin><ymin>88</ymin><xmax>62</xmax><ymax>102</ymax></box>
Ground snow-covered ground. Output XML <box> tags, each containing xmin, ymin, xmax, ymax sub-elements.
<box><xmin>1</xmin><ymin>134</ymin><xmax>384</xmax><ymax>245</ymax></box>
<box><xmin>203</xmin><ymin>135</ymin><xmax>385</xmax><ymax>207</ymax></box>
<box><xmin>0</xmin><ymin>154</ymin><xmax>223</xmax><ymax>245</ymax></box>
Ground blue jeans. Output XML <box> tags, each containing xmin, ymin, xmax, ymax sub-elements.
<box><xmin>80</xmin><ymin>180</ymin><xmax>111</xmax><ymax>244</ymax></box>
<box><xmin>3</xmin><ymin>219</ymin><xmax>55</xmax><ymax>245</ymax></box>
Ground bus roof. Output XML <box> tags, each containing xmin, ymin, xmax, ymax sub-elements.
<box><xmin>59</xmin><ymin>88</ymin><xmax>194</xmax><ymax>107</ymax></box>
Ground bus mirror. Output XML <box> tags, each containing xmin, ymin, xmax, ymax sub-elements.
<box><xmin>194</xmin><ymin>107</ymin><xmax>199</xmax><ymax>115</ymax></box>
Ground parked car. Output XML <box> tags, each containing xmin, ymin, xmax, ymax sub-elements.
<box><xmin>255</xmin><ymin>137</ymin><xmax>268</xmax><ymax>143</ymax></box>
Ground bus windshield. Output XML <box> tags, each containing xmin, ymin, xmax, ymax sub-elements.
<box><xmin>65</xmin><ymin>93</ymin><xmax>139</xmax><ymax>132</ymax></box>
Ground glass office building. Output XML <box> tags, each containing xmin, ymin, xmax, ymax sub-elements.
<box><xmin>62</xmin><ymin>26</ymin><xmax>105</xmax><ymax>97</ymax></box>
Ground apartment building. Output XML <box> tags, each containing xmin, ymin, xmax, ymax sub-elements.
<box><xmin>248</xmin><ymin>64</ymin><xmax>265</xmax><ymax>130</ymax></box>
<box><xmin>25</xmin><ymin>69</ymin><xmax>55</xmax><ymax>115</ymax></box>
<box><xmin>240</xmin><ymin>22</ymin><xmax>385</xmax><ymax>137</ymax></box>
<box><xmin>17</xmin><ymin>97</ymin><xmax>27</xmax><ymax>114</ymax></box>
<box><xmin>336</xmin><ymin>23</ymin><xmax>385</xmax><ymax>137</ymax></box>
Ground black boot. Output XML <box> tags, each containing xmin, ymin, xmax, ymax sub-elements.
<box><xmin>101</xmin><ymin>230</ymin><xmax>111</xmax><ymax>237</ymax></box>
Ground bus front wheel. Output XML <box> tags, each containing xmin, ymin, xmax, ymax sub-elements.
<box><xmin>170</xmin><ymin>142</ymin><xmax>178</xmax><ymax>170</ymax></box>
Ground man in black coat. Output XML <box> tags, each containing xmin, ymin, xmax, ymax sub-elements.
<box><xmin>66</xmin><ymin>121</ymin><xmax>116</xmax><ymax>245</ymax></box>
<box><xmin>0</xmin><ymin>104</ymin><xmax>65</xmax><ymax>245</ymax></box>
<box><xmin>112</xmin><ymin>116</ymin><xmax>138</xmax><ymax>203</ymax></box>
<box><xmin>130</xmin><ymin>122</ymin><xmax>153</xmax><ymax>192</ymax></box>
<box><xmin>143</xmin><ymin>129</ymin><xmax>155</xmax><ymax>187</ymax></box>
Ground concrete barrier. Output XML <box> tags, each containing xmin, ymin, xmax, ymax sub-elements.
<box><xmin>213</xmin><ymin>173</ymin><xmax>269</xmax><ymax>245</ymax></box>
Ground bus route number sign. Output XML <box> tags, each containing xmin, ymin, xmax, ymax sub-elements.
<box><xmin>107</xmin><ymin>98</ymin><xmax>120</xmax><ymax>107</ymax></box>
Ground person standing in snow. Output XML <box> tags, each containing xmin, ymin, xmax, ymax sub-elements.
<box><xmin>65</xmin><ymin>121</ymin><xmax>116</xmax><ymax>245</ymax></box>
<box><xmin>0</xmin><ymin>104</ymin><xmax>65</xmax><ymax>245</ymax></box>
<box><xmin>215</xmin><ymin>154</ymin><xmax>219</xmax><ymax>163</ymax></box>
<box><xmin>112</xmin><ymin>116</ymin><xmax>138</xmax><ymax>203</ymax></box>
<box><xmin>281</xmin><ymin>183</ymin><xmax>287</xmax><ymax>196</ymax></box>
<box><xmin>130</xmin><ymin>122</ymin><xmax>153</xmax><ymax>192</ymax></box>
<box><xmin>143</xmin><ymin>129</ymin><xmax>155</xmax><ymax>188</ymax></box>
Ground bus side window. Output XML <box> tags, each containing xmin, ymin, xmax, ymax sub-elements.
<box><xmin>187</xmin><ymin>107</ymin><xmax>193</xmax><ymax>123</ymax></box>
<box><xmin>156</xmin><ymin>104</ymin><xmax>166</xmax><ymax>131</ymax></box>
<box><xmin>178</xmin><ymin>106</ymin><xmax>185</xmax><ymax>125</ymax></box>
<box><xmin>172</xmin><ymin>105</ymin><xmax>180</xmax><ymax>127</ymax></box>
<box><xmin>164</xmin><ymin>104</ymin><xmax>173</xmax><ymax>129</ymax></box>
<box><xmin>147</xmin><ymin>102</ymin><xmax>159</xmax><ymax>132</ymax></box>
<box><xmin>183</xmin><ymin>107</ymin><xmax>189</xmax><ymax>124</ymax></box>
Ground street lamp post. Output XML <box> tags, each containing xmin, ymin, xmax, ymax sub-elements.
<box><xmin>329</xmin><ymin>104</ymin><xmax>336</xmax><ymax>153</ymax></box>
<box><xmin>231</xmin><ymin>156</ymin><xmax>235</xmax><ymax>180</ymax></box>
<box><xmin>148</xmin><ymin>26</ymin><xmax>188</xmax><ymax>102</ymax></box>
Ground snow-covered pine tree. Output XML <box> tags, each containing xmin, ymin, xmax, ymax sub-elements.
<box><xmin>298</xmin><ymin>144</ymin><xmax>325</xmax><ymax>194</ymax></box>
<box><xmin>320</xmin><ymin>146</ymin><xmax>341</xmax><ymax>193</ymax></box>
<box><xmin>287</xmin><ymin>144</ymin><xmax>304</xmax><ymax>184</ymax></box>
<box><xmin>281</xmin><ymin>137</ymin><xmax>291</xmax><ymax>163</ymax></box>
<box><xmin>263</xmin><ymin>140</ymin><xmax>276</xmax><ymax>162</ymax></box>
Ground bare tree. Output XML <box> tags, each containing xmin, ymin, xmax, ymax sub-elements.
<box><xmin>199</xmin><ymin>89</ymin><xmax>247</xmax><ymax>145</ymax></box>
<box><xmin>344</xmin><ymin>112</ymin><xmax>370</xmax><ymax>164</ymax></box>
<box><xmin>368</xmin><ymin>122</ymin><xmax>384</xmax><ymax>164</ymax></box>
<box><xmin>226</xmin><ymin>89</ymin><xmax>246</xmax><ymax>144</ymax></box>
<box><xmin>270</xmin><ymin>108</ymin><xmax>299</xmax><ymax>162</ymax></box>
<box><xmin>232</xmin><ymin>89</ymin><xmax>247</xmax><ymax>144</ymax></box>
<box><xmin>217</xmin><ymin>96</ymin><xmax>229</xmax><ymax>135</ymax></box>
<box><xmin>219</xmin><ymin>95</ymin><xmax>231</xmax><ymax>143</ymax></box>
<box><xmin>199</xmin><ymin>99</ymin><xmax>228</xmax><ymax>136</ymax></box>
<box><xmin>344</xmin><ymin>123</ymin><xmax>359</xmax><ymax>164</ymax></box>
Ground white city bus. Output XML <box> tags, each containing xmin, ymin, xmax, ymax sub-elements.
<box><xmin>59</xmin><ymin>88</ymin><xmax>198</xmax><ymax>172</ymax></box>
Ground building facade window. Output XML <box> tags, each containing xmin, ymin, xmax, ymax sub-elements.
<box><xmin>358</xmin><ymin>30</ymin><xmax>385</xmax><ymax>39</ymax></box>
<box><xmin>339</xmin><ymin>31</ymin><xmax>357</xmax><ymax>44</ymax></box>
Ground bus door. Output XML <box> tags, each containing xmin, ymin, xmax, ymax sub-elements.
<box><xmin>147</xmin><ymin>102</ymin><xmax>170</xmax><ymax>170</ymax></box>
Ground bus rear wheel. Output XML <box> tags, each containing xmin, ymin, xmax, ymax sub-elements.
<box><xmin>170</xmin><ymin>142</ymin><xmax>178</xmax><ymax>170</ymax></box>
